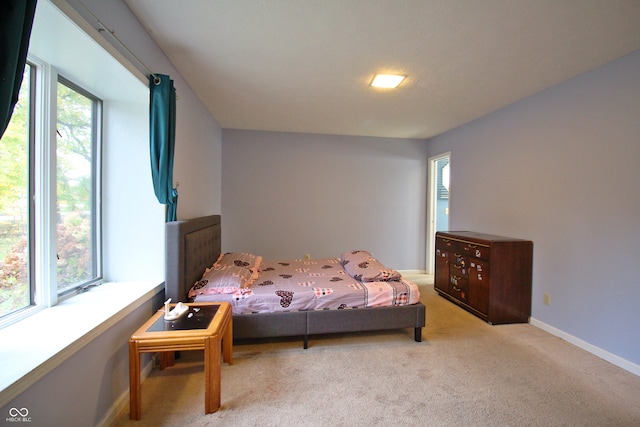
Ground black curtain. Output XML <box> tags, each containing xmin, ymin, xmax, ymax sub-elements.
<box><xmin>0</xmin><ymin>0</ymin><xmax>38</xmax><ymax>139</ymax></box>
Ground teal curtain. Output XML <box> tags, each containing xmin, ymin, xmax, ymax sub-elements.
<box><xmin>149</xmin><ymin>74</ymin><xmax>178</xmax><ymax>222</ymax></box>
<box><xmin>0</xmin><ymin>0</ymin><xmax>37</xmax><ymax>139</ymax></box>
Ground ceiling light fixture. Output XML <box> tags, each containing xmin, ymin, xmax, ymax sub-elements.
<box><xmin>370</xmin><ymin>74</ymin><xmax>406</xmax><ymax>89</ymax></box>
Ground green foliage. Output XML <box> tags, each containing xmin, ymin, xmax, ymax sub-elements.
<box><xmin>0</xmin><ymin>69</ymin><xmax>30</xmax><ymax>317</ymax></box>
<box><xmin>0</xmin><ymin>73</ymin><xmax>29</xmax><ymax>214</ymax></box>
<box><xmin>57</xmin><ymin>82</ymin><xmax>93</xmax><ymax>214</ymax></box>
<box><xmin>55</xmin><ymin>82</ymin><xmax>95</xmax><ymax>291</ymax></box>
<box><xmin>0</xmin><ymin>283</ymin><xmax>29</xmax><ymax>318</ymax></box>
<box><xmin>56</xmin><ymin>212</ymin><xmax>92</xmax><ymax>289</ymax></box>
<box><xmin>0</xmin><ymin>231</ymin><xmax>29</xmax><ymax>316</ymax></box>
<box><xmin>0</xmin><ymin>215</ymin><xmax>92</xmax><ymax>314</ymax></box>
<box><xmin>0</xmin><ymin>75</ymin><xmax>97</xmax><ymax>317</ymax></box>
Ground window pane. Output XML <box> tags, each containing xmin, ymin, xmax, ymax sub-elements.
<box><xmin>56</xmin><ymin>81</ymin><xmax>97</xmax><ymax>293</ymax></box>
<box><xmin>437</xmin><ymin>157</ymin><xmax>450</xmax><ymax>200</ymax></box>
<box><xmin>0</xmin><ymin>67</ymin><xmax>32</xmax><ymax>317</ymax></box>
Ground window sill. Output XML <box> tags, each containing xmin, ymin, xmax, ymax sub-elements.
<box><xmin>0</xmin><ymin>281</ymin><xmax>164</xmax><ymax>408</ymax></box>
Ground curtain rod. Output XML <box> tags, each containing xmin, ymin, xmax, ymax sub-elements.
<box><xmin>77</xmin><ymin>0</ymin><xmax>161</xmax><ymax>85</ymax></box>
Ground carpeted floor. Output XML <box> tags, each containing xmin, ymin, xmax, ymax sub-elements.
<box><xmin>112</xmin><ymin>282</ymin><xmax>640</xmax><ymax>426</ymax></box>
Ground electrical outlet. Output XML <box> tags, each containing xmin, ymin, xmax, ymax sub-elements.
<box><xmin>304</xmin><ymin>253</ymin><xmax>311</xmax><ymax>260</ymax></box>
<box><xmin>543</xmin><ymin>293</ymin><xmax>551</xmax><ymax>305</ymax></box>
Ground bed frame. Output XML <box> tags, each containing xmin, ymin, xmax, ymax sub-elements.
<box><xmin>165</xmin><ymin>215</ymin><xmax>425</xmax><ymax>348</ymax></box>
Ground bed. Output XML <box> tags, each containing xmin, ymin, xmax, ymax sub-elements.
<box><xmin>165</xmin><ymin>215</ymin><xmax>425</xmax><ymax>348</ymax></box>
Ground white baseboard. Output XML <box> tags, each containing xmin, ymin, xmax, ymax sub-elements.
<box><xmin>96</xmin><ymin>356</ymin><xmax>155</xmax><ymax>427</ymax></box>
<box><xmin>398</xmin><ymin>270</ymin><xmax>428</xmax><ymax>275</ymax></box>
<box><xmin>530</xmin><ymin>317</ymin><xmax>640</xmax><ymax>377</ymax></box>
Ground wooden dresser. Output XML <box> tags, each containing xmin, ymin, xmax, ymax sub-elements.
<box><xmin>435</xmin><ymin>231</ymin><xmax>533</xmax><ymax>324</ymax></box>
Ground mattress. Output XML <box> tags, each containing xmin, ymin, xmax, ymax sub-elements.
<box><xmin>192</xmin><ymin>257</ymin><xmax>421</xmax><ymax>314</ymax></box>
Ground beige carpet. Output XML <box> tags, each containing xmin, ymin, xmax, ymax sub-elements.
<box><xmin>112</xmin><ymin>283</ymin><xmax>640</xmax><ymax>426</ymax></box>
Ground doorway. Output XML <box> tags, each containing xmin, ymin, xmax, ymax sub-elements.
<box><xmin>426</xmin><ymin>152</ymin><xmax>450</xmax><ymax>274</ymax></box>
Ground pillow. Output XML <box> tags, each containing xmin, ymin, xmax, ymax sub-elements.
<box><xmin>340</xmin><ymin>250</ymin><xmax>401</xmax><ymax>282</ymax></box>
<box><xmin>188</xmin><ymin>265</ymin><xmax>255</xmax><ymax>297</ymax></box>
<box><xmin>214</xmin><ymin>252</ymin><xmax>262</xmax><ymax>274</ymax></box>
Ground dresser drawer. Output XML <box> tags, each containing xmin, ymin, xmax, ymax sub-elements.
<box><xmin>434</xmin><ymin>248</ymin><xmax>450</xmax><ymax>294</ymax></box>
<box><xmin>449</xmin><ymin>274</ymin><xmax>468</xmax><ymax>302</ymax></box>
<box><xmin>469</xmin><ymin>259</ymin><xmax>490</xmax><ymax>315</ymax></box>
<box><xmin>436</xmin><ymin>237</ymin><xmax>459</xmax><ymax>252</ymax></box>
<box><xmin>449</xmin><ymin>256</ymin><xmax>468</xmax><ymax>278</ymax></box>
<box><xmin>460</xmin><ymin>240</ymin><xmax>490</xmax><ymax>260</ymax></box>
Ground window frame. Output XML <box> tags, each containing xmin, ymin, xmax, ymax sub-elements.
<box><xmin>27</xmin><ymin>62</ymin><xmax>37</xmax><ymax>309</ymax></box>
<box><xmin>55</xmin><ymin>75</ymin><xmax>103</xmax><ymax>297</ymax></box>
<box><xmin>0</xmin><ymin>56</ymin><xmax>104</xmax><ymax>326</ymax></box>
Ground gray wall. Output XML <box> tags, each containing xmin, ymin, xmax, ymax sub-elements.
<box><xmin>427</xmin><ymin>50</ymin><xmax>640</xmax><ymax>366</ymax></box>
<box><xmin>1</xmin><ymin>290</ymin><xmax>164</xmax><ymax>426</ymax></box>
<box><xmin>222</xmin><ymin>130</ymin><xmax>428</xmax><ymax>270</ymax></box>
<box><xmin>64</xmin><ymin>0</ymin><xmax>223</xmax><ymax>219</ymax></box>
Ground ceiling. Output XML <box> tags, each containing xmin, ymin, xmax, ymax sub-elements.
<box><xmin>123</xmin><ymin>0</ymin><xmax>640</xmax><ymax>139</ymax></box>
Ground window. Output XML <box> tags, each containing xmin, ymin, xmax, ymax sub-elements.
<box><xmin>56</xmin><ymin>78</ymin><xmax>102</xmax><ymax>295</ymax></box>
<box><xmin>0</xmin><ymin>65</ymin><xmax>33</xmax><ymax>318</ymax></box>
<box><xmin>0</xmin><ymin>63</ymin><xmax>103</xmax><ymax>322</ymax></box>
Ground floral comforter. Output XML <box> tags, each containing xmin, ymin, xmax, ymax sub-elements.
<box><xmin>193</xmin><ymin>257</ymin><xmax>421</xmax><ymax>314</ymax></box>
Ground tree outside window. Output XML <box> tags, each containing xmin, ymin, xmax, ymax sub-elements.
<box><xmin>0</xmin><ymin>67</ymin><xmax>31</xmax><ymax>317</ymax></box>
<box><xmin>0</xmin><ymin>68</ymin><xmax>102</xmax><ymax>320</ymax></box>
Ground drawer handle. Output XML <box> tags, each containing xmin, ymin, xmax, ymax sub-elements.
<box><xmin>453</xmin><ymin>253</ymin><xmax>462</xmax><ymax>257</ymax></box>
<box><xmin>452</xmin><ymin>285</ymin><xmax>462</xmax><ymax>292</ymax></box>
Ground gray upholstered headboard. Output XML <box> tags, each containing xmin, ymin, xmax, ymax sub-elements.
<box><xmin>165</xmin><ymin>215</ymin><xmax>221</xmax><ymax>302</ymax></box>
